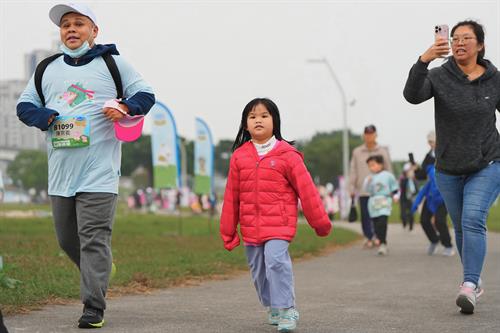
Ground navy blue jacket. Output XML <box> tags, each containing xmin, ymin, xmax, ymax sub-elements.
<box><xmin>17</xmin><ymin>44</ymin><xmax>155</xmax><ymax>131</ymax></box>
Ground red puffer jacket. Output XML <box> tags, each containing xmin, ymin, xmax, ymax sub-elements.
<box><xmin>220</xmin><ymin>140</ymin><xmax>332</xmax><ymax>251</ymax></box>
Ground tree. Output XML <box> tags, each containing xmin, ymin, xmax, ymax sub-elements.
<box><xmin>121</xmin><ymin>135</ymin><xmax>153</xmax><ymax>185</ymax></box>
<box><xmin>180</xmin><ymin>137</ymin><xmax>194</xmax><ymax>177</ymax></box>
<box><xmin>7</xmin><ymin>150</ymin><xmax>48</xmax><ymax>192</ymax></box>
<box><xmin>297</xmin><ymin>130</ymin><xmax>363</xmax><ymax>185</ymax></box>
<box><xmin>214</xmin><ymin>139</ymin><xmax>234</xmax><ymax>177</ymax></box>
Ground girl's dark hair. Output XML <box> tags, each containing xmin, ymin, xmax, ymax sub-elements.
<box><xmin>451</xmin><ymin>20</ymin><xmax>486</xmax><ymax>62</ymax></box>
<box><xmin>232</xmin><ymin>98</ymin><xmax>294</xmax><ymax>151</ymax></box>
<box><xmin>366</xmin><ymin>155</ymin><xmax>384</xmax><ymax>165</ymax></box>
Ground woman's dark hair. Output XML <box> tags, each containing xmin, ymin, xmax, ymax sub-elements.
<box><xmin>232</xmin><ymin>98</ymin><xmax>295</xmax><ymax>151</ymax></box>
<box><xmin>451</xmin><ymin>20</ymin><xmax>486</xmax><ymax>62</ymax></box>
<box><xmin>366</xmin><ymin>155</ymin><xmax>384</xmax><ymax>165</ymax></box>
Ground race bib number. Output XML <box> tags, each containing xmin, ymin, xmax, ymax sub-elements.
<box><xmin>372</xmin><ymin>196</ymin><xmax>390</xmax><ymax>210</ymax></box>
<box><xmin>51</xmin><ymin>116</ymin><xmax>90</xmax><ymax>148</ymax></box>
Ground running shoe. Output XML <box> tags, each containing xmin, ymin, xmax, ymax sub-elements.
<box><xmin>442</xmin><ymin>247</ymin><xmax>456</xmax><ymax>257</ymax></box>
<box><xmin>427</xmin><ymin>242</ymin><xmax>438</xmax><ymax>256</ymax></box>
<box><xmin>377</xmin><ymin>244</ymin><xmax>388</xmax><ymax>256</ymax></box>
<box><xmin>78</xmin><ymin>305</ymin><xmax>104</xmax><ymax>329</ymax></box>
<box><xmin>456</xmin><ymin>283</ymin><xmax>477</xmax><ymax>314</ymax></box>
<box><xmin>268</xmin><ymin>307</ymin><xmax>279</xmax><ymax>325</ymax></box>
<box><xmin>278</xmin><ymin>307</ymin><xmax>299</xmax><ymax>332</ymax></box>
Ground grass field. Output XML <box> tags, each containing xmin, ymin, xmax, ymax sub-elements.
<box><xmin>0</xmin><ymin>207</ymin><xmax>359</xmax><ymax>314</ymax></box>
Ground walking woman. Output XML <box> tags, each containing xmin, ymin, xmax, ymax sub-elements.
<box><xmin>404</xmin><ymin>20</ymin><xmax>500</xmax><ymax>314</ymax></box>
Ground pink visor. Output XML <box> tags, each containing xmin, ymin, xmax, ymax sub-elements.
<box><xmin>104</xmin><ymin>99</ymin><xmax>145</xmax><ymax>142</ymax></box>
<box><xmin>114</xmin><ymin>115</ymin><xmax>144</xmax><ymax>142</ymax></box>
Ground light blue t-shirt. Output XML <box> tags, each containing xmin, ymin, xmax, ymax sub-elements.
<box><xmin>18</xmin><ymin>55</ymin><xmax>153</xmax><ymax>197</ymax></box>
<box><xmin>363</xmin><ymin>170</ymin><xmax>398</xmax><ymax>218</ymax></box>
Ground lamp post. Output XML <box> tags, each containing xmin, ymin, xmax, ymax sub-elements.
<box><xmin>307</xmin><ymin>57</ymin><xmax>353</xmax><ymax>218</ymax></box>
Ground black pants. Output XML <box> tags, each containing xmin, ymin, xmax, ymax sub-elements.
<box><xmin>372</xmin><ymin>215</ymin><xmax>388</xmax><ymax>244</ymax></box>
<box><xmin>400</xmin><ymin>199</ymin><xmax>414</xmax><ymax>230</ymax></box>
<box><xmin>0</xmin><ymin>309</ymin><xmax>8</xmax><ymax>333</ymax></box>
<box><xmin>359</xmin><ymin>196</ymin><xmax>374</xmax><ymax>240</ymax></box>
<box><xmin>420</xmin><ymin>201</ymin><xmax>452</xmax><ymax>248</ymax></box>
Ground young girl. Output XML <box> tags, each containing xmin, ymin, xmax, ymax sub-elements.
<box><xmin>363</xmin><ymin>155</ymin><xmax>399</xmax><ymax>255</ymax></box>
<box><xmin>220</xmin><ymin>98</ymin><xmax>332</xmax><ymax>332</ymax></box>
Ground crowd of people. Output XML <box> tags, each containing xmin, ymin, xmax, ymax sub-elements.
<box><xmin>126</xmin><ymin>187</ymin><xmax>218</xmax><ymax>216</ymax></box>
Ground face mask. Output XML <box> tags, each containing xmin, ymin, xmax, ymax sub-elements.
<box><xmin>60</xmin><ymin>40</ymin><xmax>91</xmax><ymax>58</ymax></box>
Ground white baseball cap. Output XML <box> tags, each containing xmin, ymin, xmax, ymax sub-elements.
<box><xmin>49</xmin><ymin>3</ymin><xmax>97</xmax><ymax>27</ymax></box>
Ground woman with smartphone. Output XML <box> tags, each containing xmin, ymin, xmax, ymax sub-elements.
<box><xmin>403</xmin><ymin>20</ymin><xmax>500</xmax><ymax>315</ymax></box>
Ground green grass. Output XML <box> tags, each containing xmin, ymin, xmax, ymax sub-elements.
<box><xmin>389</xmin><ymin>200</ymin><xmax>500</xmax><ymax>232</ymax></box>
<box><xmin>0</xmin><ymin>203</ymin><xmax>51</xmax><ymax>212</ymax></box>
<box><xmin>0</xmin><ymin>210</ymin><xmax>358</xmax><ymax>313</ymax></box>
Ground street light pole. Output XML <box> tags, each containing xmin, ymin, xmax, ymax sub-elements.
<box><xmin>307</xmin><ymin>57</ymin><xmax>350</xmax><ymax>218</ymax></box>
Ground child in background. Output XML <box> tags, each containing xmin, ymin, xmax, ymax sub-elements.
<box><xmin>399</xmin><ymin>162</ymin><xmax>417</xmax><ymax>231</ymax></box>
<box><xmin>363</xmin><ymin>155</ymin><xmax>399</xmax><ymax>255</ymax></box>
<box><xmin>411</xmin><ymin>165</ymin><xmax>455</xmax><ymax>256</ymax></box>
<box><xmin>220</xmin><ymin>98</ymin><xmax>332</xmax><ymax>332</ymax></box>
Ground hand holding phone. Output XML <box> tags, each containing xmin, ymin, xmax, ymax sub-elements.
<box><xmin>420</xmin><ymin>24</ymin><xmax>450</xmax><ymax>63</ymax></box>
<box><xmin>408</xmin><ymin>153</ymin><xmax>415</xmax><ymax>165</ymax></box>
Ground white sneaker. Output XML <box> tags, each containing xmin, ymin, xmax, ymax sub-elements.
<box><xmin>427</xmin><ymin>242</ymin><xmax>438</xmax><ymax>255</ymax></box>
<box><xmin>456</xmin><ymin>282</ymin><xmax>477</xmax><ymax>314</ymax></box>
<box><xmin>278</xmin><ymin>307</ymin><xmax>299</xmax><ymax>332</ymax></box>
<box><xmin>442</xmin><ymin>247</ymin><xmax>456</xmax><ymax>257</ymax></box>
<box><xmin>267</xmin><ymin>308</ymin><xmax>279</xmax><ymax>325</ymax></box>
<box><xmin>476</xmin><ymin>278</ymin><xmax>485</xmax><ymax>299</ymax></box>
<box><xmin>377</xmin><ymin>244</ymin><xmax>388</xmax><ymax>256</ymax></box>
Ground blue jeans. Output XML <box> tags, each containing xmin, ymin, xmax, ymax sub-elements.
<box><xmin>435</xmin><ymin>161</ymin><xmax>500</xmax><ymax>285</ymax></box>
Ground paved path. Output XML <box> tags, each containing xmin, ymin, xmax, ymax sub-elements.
<box><xmin>5</xmin><ymin>222</ymin><xmax>500</xmax><ymax>332</ymax></box>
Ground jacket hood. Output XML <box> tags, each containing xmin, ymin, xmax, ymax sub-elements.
<box><xmin>63</xmin><ymin>43</ymin><xmax>120</xmax><ymax>66</ymax></box>
<box><xmin>442</xmin><ymin>56</ymin><xmax>498</xmax><ymax>83</ymax></box>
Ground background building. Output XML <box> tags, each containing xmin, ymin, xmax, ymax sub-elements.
<box><xmin>0</xmin><ymin>45</ymin><xmax>57</xmax><ymax>178</ymax></box>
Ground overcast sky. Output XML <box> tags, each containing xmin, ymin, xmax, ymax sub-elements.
<box><xmin>1</xmin><ymin>0</ymin><xmax>499</xmax><ymax>160</ymax></box>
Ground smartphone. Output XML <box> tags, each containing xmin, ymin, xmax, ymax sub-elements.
<box><xmin>408</xmin><ymin>153</ymin><xmax>415</xmax><ymax>165</ymax></box>
<box><xmin>434</xmin><ymin>24</ymin><xmax>449</xmax><ymax>41</ymax></box>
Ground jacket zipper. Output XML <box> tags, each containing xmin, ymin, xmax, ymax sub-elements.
<box><xmin>255</xmin><ymin>160</ymin><xmax>260</xmax><ymax>239</ymax></box>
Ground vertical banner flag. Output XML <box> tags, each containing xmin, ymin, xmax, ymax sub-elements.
<box><xmin>150</xmin><ymin>101</ymin><xmax>181</xmax><ymax>189</ymax></box>
<box><xmin>194</xmin><ymin>117</ymin><xmax>214</xmax><ymax>195</ymax></box>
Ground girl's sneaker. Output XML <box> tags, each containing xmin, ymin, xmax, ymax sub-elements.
<box><xmin>268</xmin><ymin>308</ymin><xmax>280</xmax><ymax>325</ymax></box>
<box><xmin>456</xmin><ymin>282</ymin><xmax>477</xmax><ymax>314</ymax></box>
<box><xmin>278</xmin><ymin>307</ymin><xmax>299</xmax><ymax>332</ymax></box>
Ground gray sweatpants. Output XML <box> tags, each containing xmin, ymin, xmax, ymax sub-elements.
<box><xmin>245</xmin><ymin>239</ymin><xmax>295</xmax><ymax>309</ymax></box>
<box><xmin>51</xmin><ymin>192</ymin><xmax>117</xmax><ymax>310</ymax></box>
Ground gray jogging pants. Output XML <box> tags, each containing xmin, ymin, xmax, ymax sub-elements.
<box><xmin>51</xmin><ymin>192</ymin><xmax>117</xmax><ymax>310</ymax></box>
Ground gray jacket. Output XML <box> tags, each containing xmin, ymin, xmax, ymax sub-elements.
<box><xmin>349</xmin><ymin>144</ymin><xmax>392</xmax><ymax>196</ymax></box>
<box><xmin>404</xmin><ymin>57</ymin><xmax>500</xmax><ymax>175</ymax></box>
